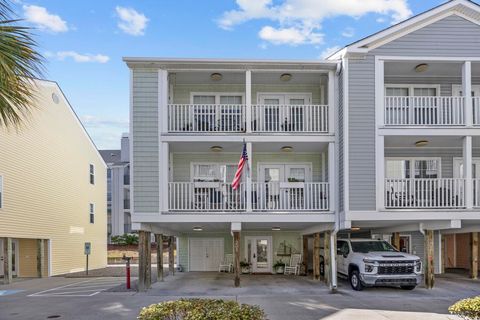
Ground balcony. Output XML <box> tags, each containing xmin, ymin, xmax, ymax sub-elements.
<box><xmin>385</xmin><ymin>178</ymin><xmax>465</xmax><ymax>209</ymax></box>
<box><xmin>168</xmin><ymin>181</ymin><xmax>329</xmax><ymax>212</ymax></box>
<box><xmin>384</xmin><ymin>96</ymin><xmax>465</xmax><ymax>126</ymax></box>
<box><xmin>167</xmin><ymin>104</ymin><xmax>329</xmax><ymax>133</ymax></box>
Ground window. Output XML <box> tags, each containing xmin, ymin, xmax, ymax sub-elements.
<box><xmin>385</xmin><ymin>158</ymin><xmax>441</xmax><ymax>179</ymax></box>
<box><xmin>385</xmin><ymin>85</ymin><xmax>439</xmax><ymax>97</ymax></box>
<box><xmin>192</xmin><ymin>163</ymin><xmax>237</xmax><ymax>182</ymax></box>
<box><xmin>0</xmin><ymin>176</ymin><xmax>3</xmax><ymax>209</ymax></box>
<box><xmin>191</xmin><ymin>93</ymin><xmax>244</xmax><ymax>131</ymax></box>
<box><xmin>89</xmin><ymin>164</ymin><xmax>95</xmax><ymax>185</ymax></box>
<box><xmin>89</xmin><ymin>203</ymin><xmax>95</xmax><ymax>224</ymax></box>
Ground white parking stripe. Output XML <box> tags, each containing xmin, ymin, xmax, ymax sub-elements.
<box><xmin>28</xmin><ymin>278</ymin><xmax>125</xmax><ymax>297</ymax></box>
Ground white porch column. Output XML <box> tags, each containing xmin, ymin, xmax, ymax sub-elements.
<box><xmin>328</xmin><ymin>142</ymin><xmax>336</xmax><ymax>212</ymax></box>
<box><xmin>245</xmin><ymin>70</ymin><xmax>252</xmax><ymax>133</ymax></box>
<box><xmin>376</xmin><ymin>135</ymin><xmax>385</xmax><ymax>210</ymax></box>
<box><xmin>158</xmin><ymin>70</ymin><xmax>169</xmax><ymax>133</ymax></box>
<box><xmin>463</xmin><ymin>61</ymin><xmax>473</xmax><ymax>126</ymax></box>
<box><xmin>160</xmin><ymin>142</ymin><xmax>169</xmax><ymax>212</ymax></box>
<box><xmin>246</xmin><ymin>142</ymin><xmax>253</xmax><ymax>212</ymax></box>
<box><xmin>328</xmin><ymin>70</ymin><xmax>335</xmax><ymax>134</ymax></box>
<box><xmin>463</xmin><ymin>136</ymin><xmax>473</xmax><ymax>209</ymax></box>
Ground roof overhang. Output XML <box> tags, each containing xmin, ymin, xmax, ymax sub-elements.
<box><xmin>123</xmin><ymin>57</ymin><xmax>339</xmax><ymax>71</ymax></box>
<box><xmin>328</xmin><ymin>0</ymin><xmax>480</xmax><ymax>60</ymax></box>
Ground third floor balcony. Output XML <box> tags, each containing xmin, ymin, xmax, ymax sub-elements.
<box><xmin>162</xmin><ymin>68</ymin><xmax>335</xmax><ymax>135</ymax></box>
<box><xmin>380</xmin><ymin>60</ymin><xmax>480</xmax><ymax>128</ymax></box>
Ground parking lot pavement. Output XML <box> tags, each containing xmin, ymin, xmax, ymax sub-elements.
<box><xmin>0</xmin><ymin>273</ymin><xmax>476</xmax><ymax>320</ymax></box>
<box><xmin>28</xmin><ymin>277</ymin><xmax>126</xmax><ymax>297</ymax></box>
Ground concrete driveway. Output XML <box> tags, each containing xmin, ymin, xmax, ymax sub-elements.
<box><xmin>0</xmin><ymin>272</ymin><xmax>477</xmax><ymax>319</ymax></box>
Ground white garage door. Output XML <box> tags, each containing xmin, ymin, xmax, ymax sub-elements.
<box><xmin>189</xmin><ymin>238</ymin><xmax>224</xmax><ymax>271</ymax></box>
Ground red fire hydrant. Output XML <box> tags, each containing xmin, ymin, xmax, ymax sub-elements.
<box><xmin>122</xmin><ymin>254</ymin><xmax>132</xmax><ymax>289</ymax></box>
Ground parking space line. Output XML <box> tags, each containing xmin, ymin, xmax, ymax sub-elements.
<box><xmin>28</xmin><ymin>278</ymin><xmax>125</xmax><ymax>297</ymax></box>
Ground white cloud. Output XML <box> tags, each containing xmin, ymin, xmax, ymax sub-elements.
<box><xmin>218</xmin><ymin>0</ymin><xmax>412</xmax><ymax>45</ymax></box>
<box><xmin>23</xmin><ymin>5</ymin><xmax>68</xmax><ymax>33</ymax></box>
<box><xmin>115</xmin><ymin>6</ymin><xmax>148</xmax><ymax>36</ymax></box>
<box><xmin>319</xmin><ymin>46</ymin><xmax>341</xmax><ymax>59</ymax></box>
<box><xmin>81</xmin><ymin>115</ymin><xmax>128</xmax><ymax>149</ymax></box>
<box><xmin>259</xmin><ymin>25</ymin><xmax>323</xmax><ymax>45</ymax></box>
<box><xmin>377</xmin><ymin>17</ymin><xmax>386</xmax><ymax>23</ymax></box>
<box><xmin>342</xmin><ymin>27</ymin><xmax>355</xmax><ymax>38</ymax></box>
<box><xmin>55</xmin><ymin>51</ymin><xmax>110</xmax><ymax>63</ymax></box>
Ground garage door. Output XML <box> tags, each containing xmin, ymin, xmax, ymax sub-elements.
<box><xmin>189</xmin><ymin>238</ymin><xmax>224</xmax><ymax>271</ymax></box>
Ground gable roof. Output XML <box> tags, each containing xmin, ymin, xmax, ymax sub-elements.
<box><xmin>328</xmin><ymin>0</ymin><xmax>480</xmax><ymax>59</ymax></box>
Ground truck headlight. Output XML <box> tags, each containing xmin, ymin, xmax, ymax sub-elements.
<box><xmin>365</xmin><ymin>264</ymin><xmax>375</xmax><ymax>273</ymax></box>
<box><xmin>415</xmin><ymin>260</ymin><xmax>422</xmax><ymax>273</ymax></box>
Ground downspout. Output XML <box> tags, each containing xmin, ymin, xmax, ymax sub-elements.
<box><xmin>419</xmin><ymin>223</ymin><xmax>425</xmax><ymax>236</ymax></box>
<box><xmin>330</xmin><ymin>60</ymin><xmax>342</xmax><ymax>293</ymax></box>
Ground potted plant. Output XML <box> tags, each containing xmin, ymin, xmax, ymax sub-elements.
<box><xmin>239</xmin><ymin>260</ymin><xmax>251</xmax><ymax>274</ymax></box>
<box><xmin>273</xmin><ymin>260</ymin><xmax>285</xmax><ymax>274</ymax></box>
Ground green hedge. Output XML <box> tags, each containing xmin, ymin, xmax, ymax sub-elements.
<box><xmin>138</xmin><ymin>298</ymin><xmax>267</xmax><ymax>320</ymax></box>
<box><xmin>449</xmin><ymin>296</ymin><xmax>480</xmax><ymax>320</ymax></box>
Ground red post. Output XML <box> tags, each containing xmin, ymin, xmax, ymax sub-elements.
<box><xmin>124</xmin><ymin>255</ymin><xmax>131</xmax><ymax>290</ymax></box>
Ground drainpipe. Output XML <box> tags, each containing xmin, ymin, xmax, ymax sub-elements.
<box><xmin>419</xmin><ymin>223</ymin><xmax>425</xmax><ymax>236</ymax></box>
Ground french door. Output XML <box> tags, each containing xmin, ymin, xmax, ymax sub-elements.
<box><xmin>258</xmin><ymin>164</ymin><xmax>312</xmax><ymax>209</ymax></box>
<box><xmin>257</xmin><ymin>93</ymin><xmax>311</xmax><ymax>131</ymax></box>
<box><xmin>245</xmin><ymin>236</ymin><xmax>272</xmax><ymax>273</ymax></box>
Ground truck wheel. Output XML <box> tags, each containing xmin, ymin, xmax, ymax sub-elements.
<box><xmin>349</xmin><ymin>270</ymin><xmax>364</xmax><ymax>291</ymax></box>
<box><xmin>400</xmin><ymin>285</ymin><xmax>416</xmax><ymax>290</ymax></box>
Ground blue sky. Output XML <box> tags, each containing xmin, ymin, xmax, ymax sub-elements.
<box><xmin>12</xmin><ymin>0</ymin><xmax>457</xmax><ymax>149</ymax></box>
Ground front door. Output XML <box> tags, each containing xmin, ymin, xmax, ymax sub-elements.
<box><xmin>245</xmin><ymin>236</ymin><xmax>272</xmax><ymax>273</ymax></box>
<box><xmin>399</xmin><ymin>235</ymin><xmax>411</xmax><ymax>253</ymax></box>
<box><xmin>189</xmin><ymin>238</ymin><xmax>224</xmax><ymax>271</ymax></box>
<box><xmin>0</xmin><ymin>239</ymin><xmax>19</xmax><ymax>277</ymax></box>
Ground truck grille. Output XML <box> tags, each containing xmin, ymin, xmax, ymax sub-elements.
<box><xmin>378</xmin><ymin>261</ymin><xmax>415</xmax><ymax>275</ymax></box>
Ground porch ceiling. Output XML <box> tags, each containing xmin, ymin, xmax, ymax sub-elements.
<box><xmin>384</xmin><ymin>61</ymin><xmax>476</xmax><ymax>77</ymax></box>
<box><xmin>148</xmin><ymin>221</ymin><xmax>322</xmax><ymax>233</ymax></box>
<box><xmin>385</xmin><ymin>136</ymin><xmax>466</xmax><ymax>148</ymax></box>
<box><xmin>169</xmin><ymin>141</ymin><xmax>329</xmax><ymax>153</ymax></box>
<box><xmin>174</xmin><ymin>71</ymin><xmax>327</xmax><ymax>85</ymax></box>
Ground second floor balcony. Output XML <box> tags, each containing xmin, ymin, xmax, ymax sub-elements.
<box><xmin>168</xmin><ymin>181</ymin><xmax>329</xmax><ymax>212</ymax></box>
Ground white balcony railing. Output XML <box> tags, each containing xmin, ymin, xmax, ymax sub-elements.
<box><xmin>384</xmin><ymin>96</ymin><xmax>465</xmax><ymax>126</ymax></box>
<box><xmin>252</xmin><ymin>105</ymin><xmax>328</xmax><ymax>132</ymax></box>
<box><xmin>168</xmin><ymin>182</ymin><xmax>246</xmax><ymax>211</ymax></box>
<box><xmin>474</xmin><ymin>97</ymin><xmax>480</xmax><ymax>125</ymax></box>
<box><xmin>252</xmin><ymin>182</ymin><xmax>329</xmax><ymax>211</ymax></box>
<box><xmin>385</xmin><ymin>178</ymin><xmax>465</xmax><ymax>209</ymax></box>
<box><xmin>168</xmin><ymin>104</ymin><xmax>246</xmax><ymax>132</ymax></box>
<box><xmin>168</xmin><ymin>181</ymin><xmax>330</xmax><ymax>212</ymax></box>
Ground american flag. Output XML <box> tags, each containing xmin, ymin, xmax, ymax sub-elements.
<box><xmin>231</xmin><ymin>143</ymin><xmax>248</xmax><ymax>190</ymax></box>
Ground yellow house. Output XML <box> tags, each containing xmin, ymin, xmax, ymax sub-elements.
<box><xmin>0</xmin><ymin>79</ymin><xmax>107</xmax><ymax>279</ymax></box>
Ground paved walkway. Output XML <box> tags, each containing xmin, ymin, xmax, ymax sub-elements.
<box><xmin>0</xmin><ymin>272</ymin><xmax>476</xmax><ymax>319</ymax></box>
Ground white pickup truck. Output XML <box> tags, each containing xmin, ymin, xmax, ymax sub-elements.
<box><xmin>336</xmin><ymin>239</ymin><xmax>423</xmax><ymax>291</ymax></box>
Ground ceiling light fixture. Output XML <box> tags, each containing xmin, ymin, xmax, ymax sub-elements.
<box><xmin>210</xmin><ymin>146</ymin><xmax>223</xmax><ymax>152</ymax></box>
<box><xmin>210</xmin><ymin>73</ymin><xmax>223</xmax><ymax>81</ymax></box>
<box><xmin>415</xmin><ymin>140</ymin><xmax>429</xmax><ymax>147</ymax></box>
<box><xmin>281</xmin><ymin>146</ymin><xmax>293</xmax><ymax>152</ymax></box>
<box><xmin>280</xmin><ymin>73</ymin><xmax>292</xmax><ymax>82</ymax></box>
<box><xmin>272</xmin><ymin>226</ymin><xmax>281</xmax><ymax>231</ymax></box>
<box><xmin>350</xmin><ymin>227</ymin><xmax>361</xmax><ymax>231</ymax></box>
<box><xmin>414</xmin><ymin>63</ymin><xmax>429</xmax><ymax>73</ymax></box>
<box><xmin>193</xmin><ymin>226</ymin><xmax>203</xmax><ymax>231</ymax></box>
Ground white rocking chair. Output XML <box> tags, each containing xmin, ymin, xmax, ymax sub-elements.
<box><xmin>284</xmin><ymin>253</ymin><xmax>302</xmax><ymax>275</ymax></box>
<box><xmin>218</xmin><ymin>254</ymin><xmax>233</xmax><ymax>273</ymax></box>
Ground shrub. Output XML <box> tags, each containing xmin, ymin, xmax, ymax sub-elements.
<box><xmin>449</xmin><ymin>296</ymin><xmax>480</xmax><ymax>320</ymax></box>
<box><xmin>111</xmin><ymin>233</ymin><xmax>138</xmax><ymax>245</ymax></box>
<box><xmin>138</xmin><ymin>298</ymin><xmax>267</xmax><ymax>320</ymax></box>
